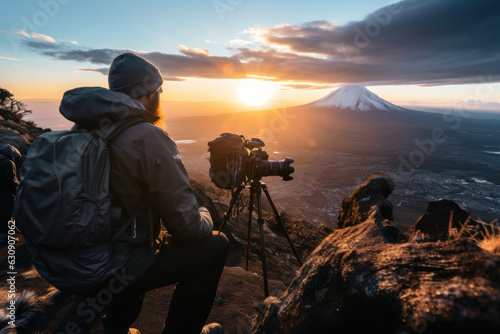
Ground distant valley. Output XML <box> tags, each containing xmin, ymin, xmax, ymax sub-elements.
<box><xmin>169</xmin><ymin>86</ymin><xmax>500</xmax><ymax>230</ymax></box>
<box><xmin>22</xmin><ymin>86</ymin><xmax>500</xmax><ymax>229</ymax></box>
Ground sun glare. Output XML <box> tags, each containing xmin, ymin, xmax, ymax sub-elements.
<box><xmin>238</xmin><ymin>79</ymin><xmax>274</xmax><ymax>106</ymax></box>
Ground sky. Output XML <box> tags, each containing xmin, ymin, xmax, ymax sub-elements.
<box><xmin>1</xmin><ymin>0</ymin><xmax>500</xmax><ymax>114</ymax></box>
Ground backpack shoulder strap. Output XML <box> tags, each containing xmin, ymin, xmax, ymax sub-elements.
<box><xmin>106</xmin><ymin>118</ymin><xmax>151</xmax><ymax>243</ymax></box>
<box><xmin>106</xmin><ymin>118</ymin><xmax>146</xmax><ymax>145</ymax></box>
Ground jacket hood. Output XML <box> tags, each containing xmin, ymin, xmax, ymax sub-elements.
<box><xmin>0</xmin><ymin>144</ymin><xmax>21</xmax><ymax>160</ymax></box>
<box><xmin>59</xmin><ymin>87</ymin><xmax>158</xmax><ymax>127</ymax></box>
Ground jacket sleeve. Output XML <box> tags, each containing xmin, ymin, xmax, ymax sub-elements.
<box><xmin>142</xmin><ymin>128</ymin><xmax>213</xmax><ymax>243</ymax></box>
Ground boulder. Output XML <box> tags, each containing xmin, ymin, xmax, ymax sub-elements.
<box><xmin>408</xmin><ymin>199</ymin><xmax>483</xmax><ymax>242</ymax></box>
<box><xmin>336</xmin><ymin>173</ymin><xmax>395</xmax><ymax>229</ymax></box>
<box><xmin>0</xmin><ymin>118</ymin><xmax>47</xmax><ymax>159</ymax></box>
<box><xmin>0</xmin><ymin>128</ymin><xmax>29</xmax><ymax>151</ymax></box>
<box><xmin>251</xmin><ymin>174</ymin><xmax>500</xmax><ymax>334</ymax></box>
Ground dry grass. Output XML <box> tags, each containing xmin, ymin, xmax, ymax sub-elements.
<box><xmin>447</xmin><ymin>211</ymin><xmax>499</xmax><ymax>254</ymax></box>
<box><xmin>0</xmin><ymin>267</ymin><xmax>60</xmax><ymax>332</ymax></box>
<box><xmin>448</xmin><ymin>211</ymin><xmax>475</xmax><ymax>240</ymax></box>
<box><xmin>477</xmin><ymin>219</ymin><xmax>500</xmax><ymax>254</ymax></box>
<box><xmin>411</xmin><ymin>230</ymin><xmax>429</xmax><ymax>242</ymax></box>
<box><xmin>21</xmin><ymin>266</ymin><xmax>41</xmax><ymax>279</ymax></box>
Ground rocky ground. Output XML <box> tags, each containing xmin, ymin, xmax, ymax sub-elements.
<box><xmin>1</xmin><ymin>174</ymin><xmax>499</xmax><ymax>333</ymax></box>
<box><xmin>251</xmin><ymin>174</ymin><xmax>500</xmax><ymax>334</ymax></box>
<box><xmin>0</xmin><ymin>111</ymin><xmax>47</xmax><ymax>159</ymax></box>
<box><xmin>1</xmin><ymin>115</ymin><xmax>499</xmax><ymax>333</ymax></box>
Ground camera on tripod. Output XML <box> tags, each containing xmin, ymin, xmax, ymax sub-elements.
<box><xmin>207</xmin><ymin>133</ymin><xmax>301</xmax><ymax>297</ymax></box>
<box><xmin>207</xmin><ymin>133</ymin><xmax>294</xmax><ymax>189</ymax></box>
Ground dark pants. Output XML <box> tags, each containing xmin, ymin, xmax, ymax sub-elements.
<box><xmin>102</xmin><ymin>231</ymin><xmax>229</xmax><ymax>334</ymax></box>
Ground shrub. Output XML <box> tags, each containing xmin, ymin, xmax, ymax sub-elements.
<box><xmin>0</xmin><ymin>87</ymin><xmax>32</xmax><ymax>123</ymax></box>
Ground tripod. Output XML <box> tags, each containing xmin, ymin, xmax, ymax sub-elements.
<box><xmin>218</xmin><ymin>180</ymin><xmax>303</xmax><ymax>297</ymax></box>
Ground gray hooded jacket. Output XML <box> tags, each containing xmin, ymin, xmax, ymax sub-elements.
<box><xmin>59</xmin><ymin>87</ymin><xmax>213</xmax><ymax>277</ymax></box>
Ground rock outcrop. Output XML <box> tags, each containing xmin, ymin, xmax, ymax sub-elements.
<box><xmin>0</xmin><ymin>109</ymin><xmax>48</xmax><ymax>162</ymax></box>
<box><xmin>408</xmin><ymin>199</ymin><xmax>483</xmax><ymax>242</ymax></box>
<box><xmin>336</xmin><ymin>173</ymin><xmax>395</xmax><ymax>229</ymax></box>
<box><xmin>251</xmin><ymin>174</ymin><xmax>500</xmax><ymax>334</ymax></box>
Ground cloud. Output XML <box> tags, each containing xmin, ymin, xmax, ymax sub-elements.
<box><xmin>6</xmin><ymin>28</ymin><xmax>59</xmax><ymax>44</ymax></box>
<box><xmin>23</xmin><ymin>40</ymin><xmax>62</xmax><ymax>50</ymax></box>
<box><xmin>49</xmin><ymin>48</ymin><xmax>119</xmax><ymax>64</ymax></box>
<box><xmin>228</xmin><ymin>38</ymin><xmax>254</xmax><ymax>46</ymax></box>
<box><xmin>252</xmin><ymin>0</ymin><xmax>500</xmax><ymax>85</ymax></box>
<box><xmin>0</xmin><ymin>56</ymin><xmax>22</xmax><ymax>61</ymax></box>
<box><xmin>162</xmin><ymin>76</ymin><xmax>187</xmax><ymax>82</ymax></box>
<box><xmin>59</xmin><ymin>39</ymin><xmax>79</xmax><ymax>45</ymax></box>
<box><xmin>23</xmin><ymin>40</ymin><xmax>120</xmax><ymax>65</ymax></box>
<box><xmin>464</xmin><ymin>100</ymin><xmax>500</xmax><ymax>108</ymax></box>
<box><xmin>279</xmin><ymin>83</ymin><xmax>335</xmax><ymax>90</ymax></box>
<box><xmin>31</xmin><ymin>33</ymin><xmax>56</xmax><ymax>43</ymax></box>
<box><xmin>76</xmin><ymin>67</ymin><xmax>186</xmax><ymax>81</ymax></box>
<box><xmin>75</xmin><ymin>67</ymin><xmax>109</xmax><ymax>75</ymax></box>
<box><xmin>12</xmin><ymin>28</ymin><xmax>30</xmax><ymax>38</ymax></box>
<box><xmin>178</xmin><ymin>45</ymin><xmax>210</xmax><ymax>57</ymax></box>
<box><xmin>22</xmin><ymin>0</ymin><xmax>500</xmax><ymax>87</ymax></box>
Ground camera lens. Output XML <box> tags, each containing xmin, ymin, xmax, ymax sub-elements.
<box><xmin>261</xmin><ymin>157</ymin><xmax>294</xmax><ymax>181</ymax></box>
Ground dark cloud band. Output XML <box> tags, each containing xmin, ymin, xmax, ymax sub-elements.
<box><xmin>23</xmin><ymin>0</ymin><xmax>500</xmax><ymax>87</ymax></box>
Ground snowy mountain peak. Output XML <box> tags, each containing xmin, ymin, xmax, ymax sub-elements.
<box><xmin>310</xmin><ymin>85</ymin><xmax>407</xmax><ymax>112</ymax></box>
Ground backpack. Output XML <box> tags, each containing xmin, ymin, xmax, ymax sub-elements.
<box><xmin>207</xmin><ymin>133</ymin><xmax>248</xmax><ymax>189</ymax></box>
<box><xmin>14</xmin><ymin>118</ymin><xmax>145</xmax><ymax>294</ymax></box>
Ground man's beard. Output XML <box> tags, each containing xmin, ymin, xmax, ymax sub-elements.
<box><xmin>147</xmin><ymin>94</ymin><xmax>166</xmax><ymax>130</ymax></box>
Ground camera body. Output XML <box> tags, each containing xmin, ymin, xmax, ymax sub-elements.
<box><xmin>208</xmin><ymin>133</ymin><xmax>294</xmax><ymax>189</ymax></box>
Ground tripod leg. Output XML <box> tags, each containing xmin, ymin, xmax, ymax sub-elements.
<box><xmin>255</xmin><ymin>186</ymin><xmax>270</xmax><ymax>297</ymax></box>
<box><xmin>245</xmin><ymin>184</ymin><xmax>255</xmax><ymax>271</ymax></box>
<box><xmin>218</xmin><ymin>184</ymin><xmax>245</xmax><ymax>234</ymax></box>
<box><xmin>262</xmin><ymin>184</ymin><xmax>303</xmax><ymax>266</ymax></box>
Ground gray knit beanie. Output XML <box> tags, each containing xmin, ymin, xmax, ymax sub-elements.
<box><xmin>108</xmin><ymin>52</ymin><xmax>163</xmax><ymax>98</ymax></box>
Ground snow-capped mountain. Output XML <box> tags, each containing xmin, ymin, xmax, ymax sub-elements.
<box><xmin>309</xmin><ymin>85</ymin><xmax>408</xmax><ymax>112</ymax></box>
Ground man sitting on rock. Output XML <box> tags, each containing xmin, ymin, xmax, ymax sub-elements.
<box><xmin>59</xmin><ymin>53</ymin><xmax>229</xmax><ymax>334</ymax></box>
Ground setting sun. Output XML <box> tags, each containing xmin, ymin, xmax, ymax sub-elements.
<box><xmin>237</xmin><ymin>79</ymin><xmax>275</xmax><ymax>106</ymax></box>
